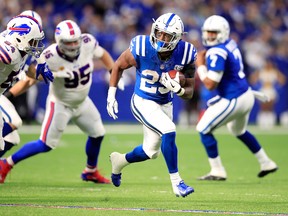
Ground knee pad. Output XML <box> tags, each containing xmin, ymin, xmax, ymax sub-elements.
<box><xmin>4</xmin><ymin>130</ymin><xmax>20</xmax><ymax>145</ymax></box>
<box><xmin>11</xmin><ymin>114</ymin><xmax>23</xmax><ymax>129</ymax></box>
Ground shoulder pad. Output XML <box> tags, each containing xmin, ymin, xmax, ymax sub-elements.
<box><xmin>0</xmin><ymin>40</ymin><xmax>20</xmax><ymax>65</ymax></box>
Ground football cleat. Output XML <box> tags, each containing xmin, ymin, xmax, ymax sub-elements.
<box><xmin>258</xmin><ymin>160</ymin><xmax>278</xmax><ymax>178</ymax></box>
<box><xmin>110</xmin><ymin>152</ymin><xmax>129</xmax><ymax>187</ymax></box>
<box><xmin>197</xmin><ymin>174</ymin><xmax>226</xmax><ymax>181</ymax></box>
<box><xmin>81</xmin><ymin>170</ymin><xmax>110</xmax><ymax>184</ymax></box>
<box><xmin>0</xmin><ymin>159</ymin><xmax>12</xmax><ymax>183</ymax></box>
<box><xmin>174</xmin><ymin>181</ymin><xmax>194</xmax><ymax>197</ymax></box>
<box><xmin>111</xmin><ymin>173</ymin><xmax>122</xmax><ymax>187</ymax></box>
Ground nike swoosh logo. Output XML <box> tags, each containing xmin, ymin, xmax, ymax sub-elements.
<box><xmin>171</xmin><ymin>83</ymin><xmax>175</xmax><ymax>88</ymax></box>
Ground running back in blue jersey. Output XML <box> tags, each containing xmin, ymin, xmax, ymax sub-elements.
<box><xmin>129</xmin><ymin>35</ymin><xmax>197</xmax><ymax>104</ymax></box>
<box><xmin>206</xmin><ymin>39</ymin><xmax>249</xmax><ymax>99</ymax></box>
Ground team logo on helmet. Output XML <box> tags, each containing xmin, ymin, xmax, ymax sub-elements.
<box><xmin>55</xmin><ymin>27</ymin><xmax>62</xmax><ymax>35</ymax></box>
<box><xmin>8</xmin><ymin>24</ymin><xmax>31</xmax><ymax>36</ymax></box>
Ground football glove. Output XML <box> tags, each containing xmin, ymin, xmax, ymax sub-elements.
<box><xmin>160</xmin><ymin>72</ymin><xmax>184</xmax><ymax>96</ymax></box>
<box><xmin>53</xmin><ymin>70</ymin><xmax>75</xmax><ymax>79</ymax></box>
<box><xmin>252</xmin><ymin>90</ymin><xmax>270</xmax><ymax>102</ymax></box>
<box><xmin>107</xmin><ymin>87</ymin><xmax>118</xmax><ymax>120</ymax></box>
<box><xmin>36</xmin><ymin>63</ymin><xmax>54</xmax><ymax>84</ymax></box>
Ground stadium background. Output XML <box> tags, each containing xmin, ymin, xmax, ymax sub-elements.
<box><xmin>1</xmin><ymin>0</ymin><xmax>288</xmax><ymax>125</ymax></box>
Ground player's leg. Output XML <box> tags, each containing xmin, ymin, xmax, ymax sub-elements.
<box><xmin>0</xmin><ymin>95</ymin><xmax>23</xmax><ymax>154</ymax></box>
<box><xmin>0</xmin><ymin>100</ymin><xmax>70</xmax><ymax>183</ymax></box>
<box><xmin>196</xmin><ymin>97</ymin><xmax>237</xmax><ymax>180</ymax></box>
<box><xmin>0</xmin><ymin>130</ymin><xmax>20</xmax><ymax>157</ymax></box>
<box><xmin>75</xmin><ymin>98</ymin><xmax>110</xmax><ymax>183</ymax></box>
<box><xmin>227</xmin><ymin>89</ymin><xmax>278</xmax><ymax>178</ymax></box>
<box><xmin>116</xmin><ymin>94</ymin><xmax>193</xmax><ymax>197</ymax></box>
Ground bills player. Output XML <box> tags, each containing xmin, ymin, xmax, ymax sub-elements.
<box><xmin>0</xmin><ymin>20</ymin><xmax>113</xmax><ymax>184</ymax></box>
<box><xmin>196</xmin><ymin>15</ymin><xmax>278</xmax><ymax>180</ymax></box>
<box><xmin>0</xmin><ymin>14</ymin><xmax>53</xmax><ymax>154</ymax></box>
<box><xmin>0</xmin><ymin>10</ymin><xmax>44</xmax><ymax>157</ymax></box>
<box><xmin>107</xmin><ymin>13</ymin><xmax>196</xmax><ymax>197</ymax></box>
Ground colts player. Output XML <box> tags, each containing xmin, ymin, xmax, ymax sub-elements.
<box><xmin>107</xmin><ymin>13</ymin><xmax>197</xmax><ymax>197</ymax></box>
<box><xmin>196</xmin><ymin>15</ymin><xmax>278</xmax><ymax>180</ymax></box>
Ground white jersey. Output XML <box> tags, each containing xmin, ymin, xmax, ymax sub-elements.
<box><xmin>42</xmin><ymin>33</ymin><xmax>102</xmax><ymax>107</ymax></box>
<box><xmin>0</xmin><ymin>37</ymin><xmax>28</xmax><ymax>94</ymax></box>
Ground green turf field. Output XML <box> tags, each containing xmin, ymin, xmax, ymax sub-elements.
<box><xmin>0</xmin><ymin>125</ymin><xmax>287</xmax><ymax>216</ymax></box>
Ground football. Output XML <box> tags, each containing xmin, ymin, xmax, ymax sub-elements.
<box><xmin>168</xmin><ymin>70</ymin><xmax>186</xmax><ymax>87</ymax></box>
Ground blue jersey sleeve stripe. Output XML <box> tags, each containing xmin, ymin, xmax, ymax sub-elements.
<box><xmin>0</xmin><ymin>46</ymin><xmax>11</xmax><ymax>64</ymax></box>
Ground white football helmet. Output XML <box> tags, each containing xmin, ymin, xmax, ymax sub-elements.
<box><xmin>202</xmin><ymin>15</ymin><xmax>230</xmax><ymax>47</ymax></box>
<box><xmin>20</xmin><ymin>10</ymin><xmax>43</xmax><ymax>27</ymax></box>
<box><xmin>6</xmin><ymin>15</ymin><xmax>45</xmax><ymax>58</ymax></box>
<box><xmin>55</xmin><ymin>20</ymin><xmax>82</xmax><ymax>58</ymax></box>
<box><xmin>150</xmin><ymin>13</ymin><xmax>184</xmax><ymax>52</ymax></box>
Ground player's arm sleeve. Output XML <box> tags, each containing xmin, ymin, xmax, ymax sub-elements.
<box><xmin>205</xmin><ymin>48</ymin><xmax>226</xmax><ymax>83</ymax></box>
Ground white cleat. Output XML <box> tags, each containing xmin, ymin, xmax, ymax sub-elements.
<box><xmin>258</xmin><ymin>160</ymin><xmax>278</xmax><ymax>177</ymax></box>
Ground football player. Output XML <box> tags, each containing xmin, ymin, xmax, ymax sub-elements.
<box><xmin>0</xmin><ymin>10</ymin><xmax>44</xmax><ymax>157</ymax></box>
<box><xmin>196</xmin><ymin>15</ymin><xmax>278</xmax><ymax>180</ymax></box>
<box><xmin>0</xmin><ymin>14</ymin><xmax>53</xmax><ymax>153</ymax></box>
<box><xmin>0</xmin><ymin>20</ymin><xmax>113</xmax><ymax>184</ymax></box>
<box><xmin>107</xmin><ymin>13</ymin><xmax>196</xmax><ymax>197</ymax></box>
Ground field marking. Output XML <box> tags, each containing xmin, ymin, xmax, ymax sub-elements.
<box><xmin>1</xmin><ymin>203</ymin><xmax>287</xmax><ymax>215</ymax></box>
<box><xmin>18</xmin><ymin>124</ymin><xmax>288</xmax><ymax>135</ymax></box>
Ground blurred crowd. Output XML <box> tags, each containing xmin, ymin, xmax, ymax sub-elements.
<box><xmin>1</xmin><ymin>0</ymin><xmax>288</xmax><ymax>128</ymax></box>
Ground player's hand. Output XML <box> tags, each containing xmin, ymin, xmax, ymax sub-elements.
<box><xmin>107</xmin><ymin>87</ymin><xmax>118</xmax><ymax>120</ymax></box>
<box><xmin>36</xmin><ymin>63</ymin><xmax>54</xmax><ymax>84</ymax></box>
<box><xmin>160</xmin><ymin>72</ymin><xmax>182</xmax><ymax>93</ymax></box>
<box><xmin>53</xmin><ymin>70</ymin><xmax>74</xmax><ymax>79</ymax></box>
<box><xmin>17</xmin><ymin>70</ymin><xmax>27</xmax><ymax>81</ymax></box>
<box><xmin>117</xmin><ymin>77</ymin><xmax>125</xmax><ymax>91</ymax></box>
<box><xmin>252</xmin><ymin>90</ymin><xmax>271</xmax><ymax>102</ymax></box>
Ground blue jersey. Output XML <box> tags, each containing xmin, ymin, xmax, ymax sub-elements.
<box><xmin>206</xmin><ymin>39</ymin><xmax>249</xmax><ymax>99</ymax></box>
<box><xmin>130</xmin><ymin>35</ymin><xmax>197</xmax><ymax>104</ymax></box>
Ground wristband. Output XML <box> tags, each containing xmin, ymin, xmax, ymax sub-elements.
<box><xmin>176</xmin><ymin>88</ymin><xmax>185</xmax><ymax>96</ymax></box>
<box><xmin>3</xmin><ymin>90</ymin><xmax>15</xmax><ymax>100</ymax></box>
<box><xmin>197</xmin><ymin>65</ymin><xmax>208</xmax><ymax>81</ymax></box>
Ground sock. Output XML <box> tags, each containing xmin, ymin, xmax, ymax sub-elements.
<box><xmin>208</xmin><ymin>156</ymin><xmax>227</xmax><ymax>177</ymax></box>
<box><xmin>85</xmin><ymin>136</ymin><xmax>103</xmax><ymax>168</ymax></box>
<box><xmin>200</xmin><ymin>133</ymin><xmax>218</xmax><ymax>158</ymax></box>
<box><xmin>254</xmin><ymin>148</ymin><xmax>270</xmax><ymax>164</ymax></box>
<box><xmin>170</xmin><ymin>172</ymin><xmax>182</xmax><ymax>185</ymax></box>
<box><xmin>0</xmin><ymin>141</ymin><xmax>14</xmax><ymax>157</ymax></box>
<box><xmin>126</xmin><ymin>144</ymin><xmax>149</xmax><ymax>163</ymax></box>
<box><xmin>11</xmin><ymin>139</ymin><xmax>51</xmax><ymax>165</ymax></box>
<box><xmin>237</xmin><ymin>131</ymin><xmax>261</xmax><ymax>153</ymax></box>
<box><xmin>3</xmin><ymin>122</ymin><xmax>13</xmax><ymax>137</ymax></box>
<box><xmin>161</xmin><ymin>132</ymin><xmax>178</xmax><ymax>173</ymax></box>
